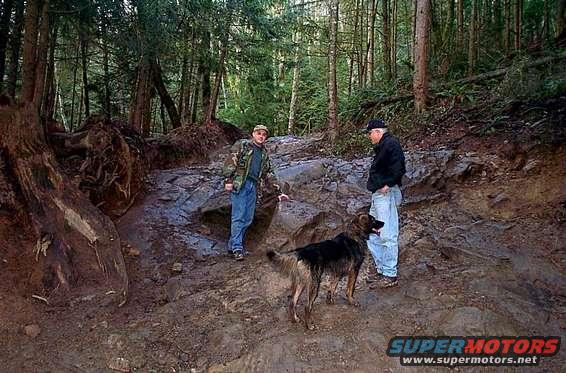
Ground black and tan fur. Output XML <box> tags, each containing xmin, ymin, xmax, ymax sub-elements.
<box><xmin>267</xmin><ymin>214</ymin><xmax>384</xmax><ymax>330</ymax></box>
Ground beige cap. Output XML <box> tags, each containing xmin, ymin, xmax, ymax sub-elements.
<box><xmin>253</xmin><ymin>125</ymin><xmax>269</xmax><ymax>134</ymax></box>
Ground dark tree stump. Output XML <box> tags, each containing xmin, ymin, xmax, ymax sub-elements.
<box><xmin>0</xmin><ymin>104</ymin><xmax>128</xmax><ymax>304</ymax></box>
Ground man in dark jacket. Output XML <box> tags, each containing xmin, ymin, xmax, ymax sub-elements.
<box><xmin>364</xmin><ymin>119</ymin><xmax>406</xmax><ymax>288</ymax></box>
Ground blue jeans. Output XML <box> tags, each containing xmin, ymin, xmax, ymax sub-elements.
<box><xmin>367</xmin><ymin>185</ymin><xmax>402</xmax><ymax>277</ymax></box>
<box><xmin>228</xmin><ymin>179</ymin><xmax>257</xmax><ymax>252</ymax></box>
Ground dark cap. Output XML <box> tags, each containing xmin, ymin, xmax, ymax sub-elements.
<box><xmin>365</xmin><ymin>119</ymin><xmax>387</xmax><ymax>133</ymax></box>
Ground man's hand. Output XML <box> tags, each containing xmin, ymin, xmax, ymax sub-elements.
<box><xmin>278</xmin><ymin>193</ymin><xmax>290</xmax><ymax>202</ymax></box>
<box><xmin>225</xmin><ymin>183</ymin><xmax>234</xmax><ymax>192</ymax></box>
<box><xmin>378</xmin><ymin>185</ymin><xmax>390</xmax><ymax>194</ymax></box>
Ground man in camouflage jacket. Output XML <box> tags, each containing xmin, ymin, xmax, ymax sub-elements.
<box><xmin>222</xmin><ymin>125</ymin><xmax>289</xmax><ymax>260</ymax></box>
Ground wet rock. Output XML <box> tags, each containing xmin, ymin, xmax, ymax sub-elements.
<box><xmin>403</xmin><ymin>282</ymin><xmax>433</xmax><ymax>301</ymax></box>
<box><xmin>258</xmin><ymin>201</ymin><xmax>342</xmax><ymax>252</ymax></box>
<box><xmin>107</xmin><ymin>357</ymin><xmax>130</xmax><ymax>372</ymax></box>
<box><xmin>437</xmin><ymin>306</ymin><xmax>519</xmax><ymax>335</ymax></box>
<box><xmin>23</xmin><ymin>324</ymin><xmax>41</xmax><ymax>338</ymax></box>
<box><xmin>413</xmin><ymin>236</ymin><xmax>435</xmax><ymax>250</ymax></box>
<box><xmin>522</xmin><ymin>159</ymin><xmax>541</xmax><ymax>174</ymax></box>
<box><xmin>277</xmin><ymin>160</ymin><xmax>327</xmax><ymax>189</ymax></box>
<box><xmin>105</xmin><ymin>334</ymin><xmax>126</xmax><ymax>350</ymax></box>
<box><xmin>165</xmin><ymin>276</ymin><xmax>189</xmax><ymax>302</ymax></box>
<box><xmin>489</xmin><ymin>192</ymin><xmax>509</xmax><ymax>207</ymax></box>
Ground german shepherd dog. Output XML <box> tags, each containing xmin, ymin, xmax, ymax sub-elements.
<box><xmin>267</xmin><ymin>214</ymin><xmax>384</xmax><ymax>330</ymax></box>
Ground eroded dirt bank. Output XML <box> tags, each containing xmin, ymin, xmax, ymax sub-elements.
<box><xmin>1</xmin><ymin>133</ymin><xmax>565</xmax><ymax>372</ymax></box>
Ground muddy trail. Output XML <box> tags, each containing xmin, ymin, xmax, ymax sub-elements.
<box><xmin>1</xmin><ymin>133</ymin><xmax>565</xmax><ymax>372</ymax></box>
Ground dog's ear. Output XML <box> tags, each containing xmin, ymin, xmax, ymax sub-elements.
<box><xmin>357</xmin><ymin>213</ymin><xmax>370</xmax><ymax>226</ymax></box>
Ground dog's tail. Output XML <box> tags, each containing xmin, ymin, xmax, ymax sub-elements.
<box><xmin>266</xmin><ymin>250</ymin><xmax>301</xmax><ymax>278</ymax></box>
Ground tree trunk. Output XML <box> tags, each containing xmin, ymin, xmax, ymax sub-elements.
<box><xmin>22</xmin><ymin>0</ymin><xmax>40</xmax><ymax>103</ymax></box>
<box><xmin>204</xmin><ymin>44</ymin><xmax>227</xmax><ymax>125</ymax></box>
<box><xmin>79</xmin><ymin>24</ymin><xmax>90</xmax><ymax>119</ymax></box>
<box><xmin>102</xmin><ymin>26</ymin><xmax>111</xmax><ymax>120</ymax></box>
<box><xmin>352</xmin><ymin>0</ymin><xmax>360</xmax><ymax>88</ymax></box>
<box><xmin>494</xmin><ymin>0</ymin><xmax>503</xmax><ymax>47</ymax></box>
<box><xmin>191</xmin><ymin>74</ymin><xmax>200</xmax><ymax>124</ymax></box>
<box><xmin>179</xmin><ymin>52</ymin><xmax>188</xmax><ymax>121</ymax></box>
<box><xmin>391</xmin><ymin>0</ymin><xmax>398</xmax><ymax>80</ymax></box>
<box><xmin>558</xmin><ymin>0</ymin><xmax>566</xmax><ymax>39</ymax></box>
<box><xmin>368</xmin><ymin>0</ymin><xmax>376</xmax><ymax>85</ymax></box>
<box><xmin>443</xmin><ymin>0</ymin><xmax>454</xmax><ymax>51</ymax></box>
<box><xmin>514</xmin><ymin>0</ymin><xmax>522</xmax><ymax>50</ymax></box>
<box><xmin>183</xmin><ymin>33</ymin><xmax>197</xmax><ymax>124</ymax></box>
<box><xmin>504</xmin><ymin>0</ymin><xmax>511</xmax><ymax>51</ymax></box>
<box><xmin>6</xmin><ymin>0</ymin><xmax>25</xmax><ymax>99</ymax></box>
<box><xmin>151</xmin><ymin>58</ymin><xmax>181</xmax><ymax>129</ymax></box>
<box><xmin>0</xmin><ymin>104</ymin><xmax>129</xmax><ymax>303</ymax></box>
<box><xmin>457</xmin><ymin>0</ymin><xmax>464</xmax><ymax>50</ymax></box>
<box><xmin>382</xmin><ymin>0</ymin><xmax>392</xmax><ymax>81</ymax></box>
<box><xmin>200</xmin><ymin>30</ymin><xmax>211</xmax><ymax>123</ymax></box>
<box><xmin>69</xmin><ymin>40</ymin><xmax>79</xmax><ymax>131</ymax></box>
<box><xmin>33</xmin><ymin>0</ymin><xmax>50</xmax><ymax>112</ymax></box>
<box><xmin>43</xmin><ymin>22</ymin><xmax>58</xmax><ymax>123</ymax></box>
<box><xmin>288</xmin><ymin>31</ymin><xmax>301</xmax><ymax>135</ymax></box>
<box><xmin>413</xmin><ymin>0</ymin><xmax>430</xmax><ymax>113</ymax></box>
<box><xmin>129</xmin><ymin>56</ymin><xmax>152</xmax><ymax>136</ymax></box>
<box><xmin>468</xmin><ymin>0</ymin><xmax>478</xmax><ymax>76</ymax></box>
<box><xmin>0</xmin><ymin>0</ymin><xmax>14</xmax><ymax>89</ymax></box>
<box><xmin>327</xmin><ymin>0</ymin><xmax>339</xmax><ymax>142</ymax></box>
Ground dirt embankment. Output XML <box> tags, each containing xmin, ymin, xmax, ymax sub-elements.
<box><xmin>0</xmin><ymin>97</ymin><xmax>564</xmax><ymax>371</ymax></box>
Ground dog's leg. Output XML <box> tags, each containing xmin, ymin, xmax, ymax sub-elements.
<box><xmin>289</xmin><ymin>282</ymin><xmax>304</xmax><ymax>323</ymax></box>
<box><xmin>304</xmin><ymin>276</ymin><xmax>321</xmax><ymax>330</ymax></box>
<box><xmin>346</xmin><ymin>268</ymin><xmax>361</xmax><ymax>307</ymax></box>
<box><xmin>326</xmin><ymin>274</ymin><xmax>341</xmax><ymax>305</ymax></box>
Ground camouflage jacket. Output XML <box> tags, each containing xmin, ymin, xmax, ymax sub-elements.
<box><xmin>222</xmin><ymin>139</ymin><xmax>280</xmax><ymax>194</ymax></box>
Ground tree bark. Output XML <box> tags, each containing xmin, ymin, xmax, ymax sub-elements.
<box><xmin>368</xmin><ymin>0</ymin><xmax>376</xmax><ymax>85</ymax></box>
<box><xmin>558</xmin><ymin>0</ymin><xmax>566</xmax><ymax>39</ymax></box>
<box><xmin>504</xmin><ymin>0</ymin><xmax>511</xmax><ymax>51</ymax></box>
<box><xmin>514</xmin><ymin>0</ymin><xmax>522</xmax><ymax>50</ymax></box>
<box><xmin>129</xmin><ymin>55</ymin><xmax>152</xmax><ymax>136</ymax></box>
<box><xmin>101</xmin><ymin>24</ymin><xmax>111</xmax><ymax>120</ymax></box>
<box><xmin>327</xmin><ymin>0</ymin><xmax>339</xmax><ymax>142</ymax></box>
<box><xmin>382</xmin><ymin>0</ymin><xmax>392</xmax><ymax>81</ymax></box>
<box><xmin>0</xmin><ymin>104</ymin><xmax>128</xmax><ymax>303</ymax></box>
<box><xmin>353</xmin><ymin>0</ymin><xmax>360</xmax><ymax>88</ymax></box>
<box><xmin>494</xmin><ymin>0</ymin><xmax>503</xmax><ymax>47</ymax></box>
<box><xmin>443</xmin><ymin>0</ymin><xmax>454</xmax><ymax>51</ymax></box>
<box><xmin>288</xmin><ymin>31</ymin><xmax>301</xmax><ymax>135</ymax></box>
<box><xmin>204</xmin><ymin>43</ymin><xmax>227</xmax><ymax>125</ymax></box>
<box><xmin>468</xmin><ymin>0</ymin><xmax>478</xmax><ymax>76</ymax></box>
<box><xmin>457</xmin><ymin>0</ymin><xmax>464</xmax><ymax>50</ymax></box>
<box><xmin>69</xmin><ymin>40</ymin><xmax>79</xmax><ymax>131</ymax></box>
<box><xmin>0</xmin><ymin>0</ymin><xmax>14</xmax><ymax>89</ymax></box>
<box><xmin>413</xmin><ymin>0</ymin><xmax>430</xmax><ymax>113</ymax></box>
<box><xmin>6</xmin><ymin>0</ymin><xmax>25</xmax><ymax>99</ymax></box>
<box><xmin>391</xmin><ymin>0</ymin><xmax>398</xmax><ymax>80</ymax></box>
<box><xmin>179</xmin><ymin>51</ymin><xmax>188</xmax><ymax>122</ymax></box>
<box><xmin>200</xmin><ymin>30</ymin><xmax>211</xmax><ymax>123</ymax></box>
<box><xmin>32</xmin><ymin>0</ymin><xmax>50</xmax><ymax>112</ymax></box>
<box><xmin>151</xmin><ymin>58</ymin><xmax>181</xmax><ymax>129</ymax></box>
<box><xmin>43</xmin><ymin>22</ymin><xmax>58</xmax><ymax>123</ymax></box>
<box><xmin>22</xmin><ymin>0</ymin><xmax>40</xmax><ymax>103</ymax></box>
<box><xmin>79</xmin><ymin>23</ymin><xmax>90</xmax><ymax>119</ymax></box>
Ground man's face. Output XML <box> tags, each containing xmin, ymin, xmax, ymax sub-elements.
<box><xmin>252</xmin><ymin>129</ymin><xmax>268</xmax><ymax>145</ymax></box>
<box><xmin>367</xmin><ymin>129</ymin><xmax>383</xmax><ymax>145</ymax></box>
